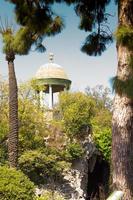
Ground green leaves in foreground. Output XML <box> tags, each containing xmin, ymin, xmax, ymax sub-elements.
<box><xmin>0</xmin><ymin>166</ymin><xmax>35</xmax><ymax>200</ymax></box>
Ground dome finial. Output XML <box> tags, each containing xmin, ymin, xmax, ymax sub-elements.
<box><xmin>49</xmin><ymin>53</ymin><xmax>54</xmax><ymax>63</ymax></box>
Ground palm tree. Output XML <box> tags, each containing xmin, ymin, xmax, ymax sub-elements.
<box><xmin>0</xmin><ymin>6</ymin><xmax>63</xmax><ymax>167</ymax></box>
<box><xmin>0</xmin><ymin>27</ymin><xmax>18</xmax><ymax>168</ymax></box>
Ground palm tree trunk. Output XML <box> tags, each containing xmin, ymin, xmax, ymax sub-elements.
<box><xmin>7</xmin><ymin>53</ymin><xmax>18</xmax><ymax>168</ymax></box>
<box><xmin>112</xmin><ymin>0</ymin><xmax>133</xmax><ymax>199</ymax></box>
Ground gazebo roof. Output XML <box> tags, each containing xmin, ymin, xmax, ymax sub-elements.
<box><xmin>35</xmin><ymin>62</ymin><xmax>68</xmax><ymax>80</ymax></box>
<box><xmin>35</xmin><ymin>54</ymin><xmax>71</xmax><ymax>93</ymax></box>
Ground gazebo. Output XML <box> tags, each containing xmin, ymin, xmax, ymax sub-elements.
<box><xmin>35</xmin><ymin>53</ymin><xmax>71</xmax><ymax>109</ymax></box>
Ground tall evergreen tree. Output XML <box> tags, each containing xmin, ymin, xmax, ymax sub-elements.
<box><xmin>112</xmin><ymin>1</ymin><xmax>133</xmax><ymax>199</ymax></box>
<box><xmin>0</xmin><ymin>5</ymin><xmax>63</xmax><ymax>168</ymax></box>
<box><xmin>7</xmin><ymin>0</ymin><xmax>133</xmax><ymax>198</ymax></box>
<box><xmin>73</xmin><ymin>1</ymin><xmax>133</xmax><ymax>199</ymax></box>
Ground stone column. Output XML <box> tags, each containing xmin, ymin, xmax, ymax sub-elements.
<box><xmin>49</xmin><ymin>85</ymin><xmax>53</xmax><ymax>109</ymax></box>
<box><xmin>40</xmin><ymin>90</ymin><xmax>44</xmax><ymax>107</ymax></box>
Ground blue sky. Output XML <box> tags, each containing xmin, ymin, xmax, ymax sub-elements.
<box><xmin>0</xmin><ymin>0</ymin><xmax>118</xmax><ymax>92</ymax></box>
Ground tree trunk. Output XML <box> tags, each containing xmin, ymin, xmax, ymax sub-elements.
<box><xmin>112</xmin><ymin>0</ymin><xmax>133</xmax><ymax>199</ymax></box>
<box><xmin>7</xmin><ymin>53</ymin><xmax>18</xmax><ymax>168</ymax></box>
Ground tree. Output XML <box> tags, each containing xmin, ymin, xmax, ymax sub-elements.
<box><xmin>111</xmin><ymin>1</ymin><xmax>133</xmax><ymax>198</ymax></box>
<box><xmin>70</xmin><ymin>1</ymin><xmax>133</xmax><ymax>198</ymax></box>
<box><xmin>72</xmin><ymin>0</ymin><xmax>133</xmax><ymax>198</ymax></box>
<box><xmin>0</xmin><ymin>2</ymin><xmax>63</xmax><ymax>168</ymax></box>
<box><xmin>56</xmin><ymin>91</ymin><xmax>95</xmax><ymax>139</ymax></box>
<box><xmin>85</xmin><ymin>85</ymin><xmax>113</xmax><ymax>110</ymax></box>
<box><xmin>0</xmin><ymin>28</ymin><xmax>19</xmax><ymax>168</ymax></box>
<box><xmin>7</xmin><ymin>0</ymin><xmax>133</xmax><ymax>198</ymax></box>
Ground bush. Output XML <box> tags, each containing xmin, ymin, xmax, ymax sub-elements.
<box><xmin>0</xmin><ymin>166</ymin><xmax>35</xmax><ymax>200</ymax></box>
<box><xmin>19</xmin><ymin>150</ymin><xmax>71</xmax><ymax>184</ymax></box>
<box><xmin>92</xmin><ymin>108</ymin><xmax>112</xmax><ymax>161</ymax></box>
<box><xmin>61</xmin><ymin>142</ymin><xmax>84</xmax><ymax>161</ymax></box>
<box><xmin>36</xmin><ymin>190</ymin><xmax>65</xmax><ymax>200</ymax></box>
<box><xmin>93</xmin><ymin>127</ymin><xmax>111</xmax><ymax>161</ymax></box>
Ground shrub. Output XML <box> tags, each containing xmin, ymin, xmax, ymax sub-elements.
<box><xmin>92</xmin><ymin>108</ymin><xmax>112</xmax><ymax>161</ymax></box>
<box><xmin>61</xmin><ymin>142</ymin><xmax>84</xmax><ymax>161</ymax></box>
<box><xmin>19</xmin><ymin>150</ymin><xmax>71</xmax><ymax>184</ymax></box>
<box><xmin>0</xmin><ymin>166</ymin><xmax>35</xmax><ymax>200</ymax></box>
<box><xmin>36</xmin><ymin>190</ymin><xmax>65</xmax><ymax>200</ymax></box>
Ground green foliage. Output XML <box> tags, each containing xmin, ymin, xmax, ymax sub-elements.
<box><xmin>0</xmin><ymin>81</ymin><xmax>112</xmax><ymax>187</ymax></box>
<box><xmin>36</xmin><ymin>190</ymin><xmax>65</xmax><ymax>200</ymax></box>
<box><xmin>13</xmin><ymin>27</ymin><xmax>34</xmax><ymax>55</ymax></box>
<box><xmin>75</xmin><ymin>0</ymin><xmax>112</xmax><ymax>55</ymax></box>
<box><xmin>116</xmin><ymin>26</ymin><xmax>133</xmax><ymax>50</ymax></box>
<box><xmin>92</xmin><ymin>107</ymin><xmax>112</xmax><ymax>161</ymax></box>
<box><xmin>86</xmin><ymin>85</ymin><xmax>112</xmax><ymax>161</ymax></box>
<box><xmin>46</xmin><ymin>16</ymin><xmax>64</xmax><ymax>37</ymax></box>
<box><xmin>7</xmin><ymin>0</ymin><xmax>113</xmax><ymax>56</ymax></box>
<box><xmin>0</xmin><ymin>81</ymin><xmax>8</xmax><ymax>164</ymax></box>
<box><xmin>85</xmin><ymin>85</ymin><xmax>112</xmax><ymax>110</ymax></box>
<box><xmin>0</xmin><ymin>122</ymin><xmax>8</xmax><ymax>163</ymax></box>
<box><xmin>30</xmin><ymin>78</ymin><xmax>46</xmax><ymax>92</ymax></box>
<box><xmin>7</xmin><ymin>1</ymin><xmax>64</xmax><ymax>41</ymax></box>
<box><xmin>0</xmin><ymin>166</ymin><xmax>35</xmax><ymax>200</ymax></box>
<box><xmin>113</xmin><ymin>26</ymin><xmax>133</xmax><ymax>98</ymax></box>
<box><xmin>112</xmin><ymin>76</ymin><xmax>133</xmax><ymax>98</ymax></box>
<box><xmin>0</xmin><ymin>81</ymin><xmax>48</xmax><ymax>164</ymax></box>
<box><xmin>1</xmin><ymin>1</ymin><xmax>64</xmax><ymax>56</ymax></box>
<box><xmin>18</xmin><ymin>97</ymin><xmax>47</xmax><ymax>152</ymax></box>
<box><xmin>18</xmin><ymin>82</ymin><xmax>48</xmax><ymax>153</ymax></box>
<box><xmin>57</xmin><ymin>92</ymin><xmax>95</xmax><ymax>138</ymax></box>
<box><xmin>93</xmin><ymin>125</ymin><xmax>111</xmax><ymax>161</ymax></box>
<box><xmin>81</xmin><ymin>33</ymin><xmax>112</xmax><ymax>56</ymax></box>
<box><xmin>19</xmin><ymin>149</ymin><xmax>71</xmax><ymax>184</ymax></box>
<box><xmin>61</xmin><ymin>142</ymin><xmax>84</xmax><ymax>161</ymax></box>
<box><xmin>1</xmin><ymin>28</ymin><xmax>15</xmax><ymax>54</ymax></box>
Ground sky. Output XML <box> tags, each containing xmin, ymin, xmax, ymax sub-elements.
<box><xmin>0</xmin><ymin>0</ymin><xmax>118</xmax><ymax>92</ymax></box>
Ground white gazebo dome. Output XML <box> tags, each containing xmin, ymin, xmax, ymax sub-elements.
<box><xmin>35</xmin><ymin>54</ymin><xmax>71</xmax><ymax>93</ymax></box>
<box><xmin>34</xmin><ymin>53</ymin><xmax>71</xmax><ymax>111</ymax></box>
<box><xmin>35</xmin><ymin>62</ymin><xmax>68</xmax><ymax>80</ymax></box>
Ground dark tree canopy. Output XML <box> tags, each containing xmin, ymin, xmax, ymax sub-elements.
<box><xmin>6</xmin><ymin>0</ymin><xmax>64</xmax><ymax>54</ymax></box>
<box><xmin>7</xmin><ymin>0</ymin><xmax>113</xmax><ymax>56</ymax></box>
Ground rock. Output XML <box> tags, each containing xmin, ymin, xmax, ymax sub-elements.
<box><xmin>36</xmin><ymin>136</ymin><xmax>98</xmax><ymax>200</ymax></box>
